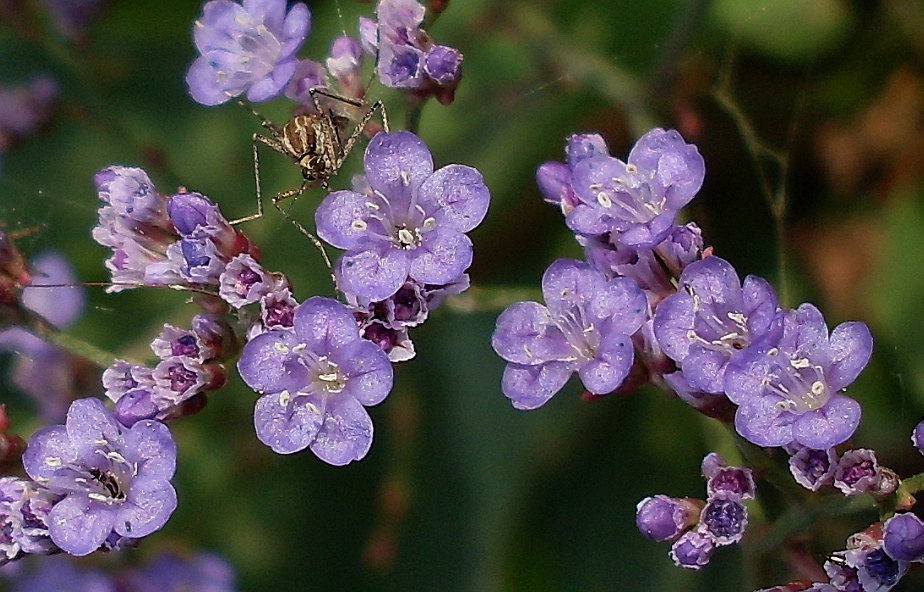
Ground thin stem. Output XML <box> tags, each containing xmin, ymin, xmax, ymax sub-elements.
<box><xmin>22</xmin><ymin>308</ymin><xmax>129</xmax><ymax>368</ymax></box>
<box><xmin>404</xmin><ymin>96</ymin><xmax>426</xmax><ymax>135</ymax></box>
<box><xmin>712</xmin><ymin>55</ymin><xmax>792</xmax><ymax>305</ymax></box>
<box><xmin>507</xmin><ymin>5</ymin><xmax>658</xmax><ymax>138</ymax></box>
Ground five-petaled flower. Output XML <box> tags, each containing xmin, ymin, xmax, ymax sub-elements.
<box><xmin>492</xmin><ymin>258</ymin><xmax>647</xmax><ymax>410</ymax></box>
<box><xmin>186</xmin><ymin>0</ymin><xmax>311</xmax><ymax>105</ymax></box>
<box><xmin>316</xmin><ymin>131</ymin><xmax>490</xmax><ymax>302</ymax></box>
<box><xmin>22</xmin><ymin>398</ymin><xmax>178</xmax><ymax>556</ymax></box>
<box><xmin>237</xmin><ymin>296</ymin><xmax>394</xmax><ymax>464</ymax></box>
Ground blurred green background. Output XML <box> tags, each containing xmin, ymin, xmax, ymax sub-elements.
<box><xmin>2</xmin><ymin>0</ymin><xmax>924</xmax><ymax>590</ymax></box>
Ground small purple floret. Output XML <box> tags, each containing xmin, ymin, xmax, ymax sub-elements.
<box><xmin>883</xmin><ymin>513</ymin><xmax>924</xmax><ymax>563</ymax></box>
<box><xmin>789</xmin><ymin>446</ymin><xmax>838</xmax><ymax>492</ymax></box>
<box><xmin>635</xmin><ymin>495</ymin><xmax>696</xmax><ymax>542</ymax></box>
<box><xmin>834</xmin><ymin>449</ymin><xmax>881</xmax><ymax>496</ymax></box>
<box><xmin>670</xmin><ymin>530</ymin><xmax>714</xmax><ymax>570</ymax></box>
<box><xmin>492</xmin><ymin>258</ymin><xmax>647</xmax><ymax>409</ymax></box>
<box><xmin>724</xmin><ymin>304</ymin><xmax>872</xmax><ymax>450</ymax></box>
<box><xmin>21</xmin><ymin>398</ymin><xmax>177</xmax><ymax>556</ymax></box>
<box><xmin>186</xmin><ymin>0</ymin><xmax>311</xmax><ymax>105</ymax></box>
<box><xmin>237</xmin><ymin>297</ymin><xmax>394</xmax><ymax>464</ymax></box>
<box><xmin>316</xmin><ymin>131</ymin><xmax>490</xmax><ymax>301</ymax></box>
<box><xmin>698</xmin><ymin>492</ymin><xmax>748</xmax><ymax>546</ymax></box>
<box><xmin>568</xmin><ymin>128</ymin><xmax>705</xmax><ymax>247</ymax></box>
<box><xmin>653</xmin><ymin>256</ymin><xmax>779</xmax><ymax>394</ymax></box>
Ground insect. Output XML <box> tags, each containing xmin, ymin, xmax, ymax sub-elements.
<box><xmin>235</xmin><ymin>87</ymin><xmax>389</xmax><ymax>265</ymax></box>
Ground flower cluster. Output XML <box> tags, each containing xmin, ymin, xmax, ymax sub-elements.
<box><xmin>496</xmin><ymin>128</ymin><xmax>874</xmax><ymax>453</ymax></box>
<box><xmin>359</xmin><ymin>0</ymin><xmax>463</xmax><ymax>102</ymax></box>
<box><xmin>493</xmin><ymin>127</ymin><xmax>897</xmax><ymax>588</ymax></box>
<box><xmin>187</xmin><ymin>0</ymin><xmax>462</xmax><ymax>109</ymax></box>
<box><xmin>636</xmin><ymin>453</ymin><xmax>754</xmax><ymax>570</ymax></box>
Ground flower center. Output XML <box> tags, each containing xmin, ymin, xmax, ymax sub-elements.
<box><xmin>765</xmin><ymin>351</ymin><xmax>831</xmax><ymax>413</ymax></box>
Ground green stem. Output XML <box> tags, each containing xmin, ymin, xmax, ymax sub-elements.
<box><xmin>405</xmin><ymin>96</ymin><xmax>427</xmax><ymax>135</ymax></box>
<box><xmin>24</xmin><ymin>308</ymin><xmax>126</xmax><ymax>368</ymax></box>
<box><xmin>711</xmin><ymin>57</ymin><xmax>792</xmax><ymax>305</ymax></box>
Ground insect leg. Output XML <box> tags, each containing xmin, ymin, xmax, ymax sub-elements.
<box><xmin>269</xmin><ymin>184</ymin><xmax>332</xmax><ymax>270</ymax></box>
<box><xmin>230</xmin><ymin>133</ymin><xmax>289</xmax><ymax>226</ymax></box>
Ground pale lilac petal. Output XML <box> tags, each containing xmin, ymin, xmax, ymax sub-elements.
<box><xmin>335</xmin><ymin>339</ymin><xmax>394</xmax><ymax>406</ymax></box>
<box><xmin>309</xmin><ymin>396</ymin><xmax>374</xmax><ymax>465</ymax></box>
<box><xmin>492</xmin><ymin>301</ymin><xmax>572</xmax><ymax>365</ymax></box>
<box><xmin>124</xmin><ymin>420</ymin><xmax>177</xmax><ymax>479</ymax></box>
<box><xmin>735</xmin><ymin>396</ymin><xmax>796</xmax><ymax>447</ymax></box>
<box><xmin>417</xmin><ymin>164</ymin><xmax>490</xmax><ymax>232</ymax></box>
<box><xmin>827</xmin><ymin>322</ymin><xmax>873</xmax><ymax>391</ymax></box>
<box><xmin>338</xmin><ymin>247</ymin><xmax>408</xmax><ymax>301</ymax></box>
<box><xmin>253</xmin><ymin>392</ymin><xmax>324</xmax><ymax>454</ymax></box>
<box><xmin>316</xmin><ymin>190</ymin><xmax>380</xmax><ymax>250</ymax></box>
<box><xmin>48</xmin><ymin>496</ymin><xmax>114</xmax><ymax>556</ymax></box>
<box><xmin>292</xmin><ymin>296</ymin><xmax>362</xmax><ymax>351</ymax></box>
<box><xmin>236</xmin><ymin>330</ymin><xmax>307</xmax><ymax>394</ymax></box>
<box><xmin>364</xmin><ymin>131</ymin><xmax>433</xmax><ymax>202</ymax></box>
<box><xmin>792</xmin><ymin>395</ymin><xmax>862</xmax><ymax>449</ymax></box>
<box><xmin>66</xmin><ymin>398</ymin><xmax>126</xmax><ymax>456</ymax></box>
<box><xmin>117</xmin><ymin>477</ymin><xmax>177</xmax><ymax>537</ymax></box>
<box><xmin>501</xmin><ymin>362</ymin><xmax>574</xmax><ymax>410</ymax></box>
<box><xmin>578</xmin><ymin>330</ymin><xmax>633</xmax><ymax>394</ymax></box>
<box><xmin>408</xmin><ymin>228</ymin><xmax>472</xmax><ymax>285</ymax></box>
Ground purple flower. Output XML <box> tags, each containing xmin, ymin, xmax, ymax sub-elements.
<box><xmin>653</xmin><ymin>256</ymin><xmax>779</xmax><ymax>394</ymax></box>
<box><xmin>0</xmin><ymin>477</ymin><xmax>60</xmax><ymax>563</ymax></box>
<box><xmin>218</xmin><ymin>253</ymin><xmax>275</xmax><ymax>308</ymax></box>
<box><xmin>423</xmin><ymin>45</ymin><xmax>462</xmax><ymax>86</ymax></box>
<box><xmin>492</xmin><ymin>258</ymin><xmax>647</xmax><ymax>410</ymax></box>
<box><xmin>95</xmin><ymin>166</ymin><xmax>168</xmax><ymax>226</ymax></box>
<box><xmin>705</xmin><ymin>465</ymin><xmax>756</xmax><ymax>501</ymax></box>
<box><xmin>284</xmin><ymin>59</ymin><xmax>331</xmax><ymax>106</ymax></box>
<box><xmin>830</xmin><ymin>545</ymin><xmax>907</xmax><ymax>591</ymax></box>
<box><xmin>361</xmin><ymin>0</ymin><xmax>464</xmax><ymax>97</ymax></box>
<box><xmin>833</xmin><ymin>449</ymin><xmax>883</xmax><ymax>496</ymax></box>
<box><xmin>883</xmin><ymin>513</ymin><xmax>924</xmax><ymax>563</ymax></box>
<box><xmin>635</xmin><ymin>495</ymin><xmax>699</xmax><ymax>542</ymax></box>
<box><xmin>186</xmin><ymin>0</ymin><xmax>311</xmax><ymax>105</ymax></box>
<box><xmin>316</xmin><ymin>131</ymin><xmax>490</xmax><ymax>301</ymax></box>
<box><xmin>102</xmin><ymin>360</ymin><xmax>154</xmax><ymax>402</ymax></box>
<box><xmin>21</xmin><ymin>398</ymin><xmax>177</xmax><ymax>555</ymax></box>
<box><xmin>92</xmin><ymin>167</ymin><xmax>177</xmax><ymax>292</ymax></box>
<box><xmin>126</xmin><ymin>550</ymin><xmax>237</xmax><ymax>592</ymax></box>
<box><xmin>724</xmin><ymin>303</ymin><xmax>873</xmax><ymax>450</ymax></box>
<box><xmin>568</xmin><ymin>128</ymin><xmax>705</xmax><ymax>247</ymax></box>
<box><xmin>669</xmin><ymin>530</ymin><xmax>714</xmax><ymax>570</ymax></box>
<box><xmin>697</xmin><ymin>492</ymin><xmax>748</xmax><ymax>546</ymax></box>
<box><xmin>537</xmin><ymin>133</ymin><xmax>609</xmax><ymax>216</ymax></box>
<box><xmin>257</xmin><ymin>287</ymin><xmax>298</xmax><ymax>332</ymax></box>
<box><xmin>237</xmin><ymin>297</ymin><xmax>394</xmax><ymax>464</ymax></box>
<box><xmin>788</xmin><ymin>446</ymin><xmax>838</xmax><ymax>491</ymax></box>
